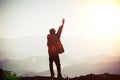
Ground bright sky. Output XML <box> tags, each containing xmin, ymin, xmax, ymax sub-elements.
<box><xmin>0</xmin><ymin>0</ymin><xmax>120</xmax><ymax>60</ymax></box>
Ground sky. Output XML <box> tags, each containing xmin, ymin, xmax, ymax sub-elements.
<box><xmin>0</xmin><ymin>0</ymin><xmax>120</xmax><ymax>60</ymax></box>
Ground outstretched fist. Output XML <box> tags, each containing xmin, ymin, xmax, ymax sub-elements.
<box><xmin>62</xmin><ymin>18</ymin><xmax>65</xmax><ymax>25</ymax></box>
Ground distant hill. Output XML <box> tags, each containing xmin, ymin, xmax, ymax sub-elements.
<box><xmin>0</xmin><ymin>56</ymin><xmax>49</xmax><ymax>76</ymax></box>
<box><xmin>62</xmin><ymin>57</ymin><xmax>120</xmax><ymax>77</ymax></box>
<box><xmin>37</xmin><ymin>56</ymin><xmax>120</xmax><ymax>77</ymax></box>
<box><xmin>0</xmin><ymin>54</ymin><xmax>120</xmax><ymax>77</ymax></box>
<box><xmin>0</xmin><ymin>54</ymin><xmax>79</xmax><ymax>76</ymax></box>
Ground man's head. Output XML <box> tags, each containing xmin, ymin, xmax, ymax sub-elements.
<box><xmin>49</xmin><ymin>28</ymin><xmax>56</xmax><ymax>34</ymax></box>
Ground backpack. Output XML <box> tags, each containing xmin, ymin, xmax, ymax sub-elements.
<box><xmin>47</xmin><ymin>34</ymin><xmax>64</xmax><ymax>55</ymax></box>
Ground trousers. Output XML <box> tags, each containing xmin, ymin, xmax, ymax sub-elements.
<box><xmin>49</xmin><ymin>55</ymin><xmax>62</xmax><ymax>77</ymax></box>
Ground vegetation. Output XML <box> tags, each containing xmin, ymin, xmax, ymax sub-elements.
<box><xmin>0</xmin><ymin>68</ymin><xmax>21</xmax><ymax>80</ymax></box>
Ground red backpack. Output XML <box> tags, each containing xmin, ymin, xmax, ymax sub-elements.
<box><xmin>47</xmin><ymin>34</ymin><xmax>64</xmax><ymax>55</ymax></box>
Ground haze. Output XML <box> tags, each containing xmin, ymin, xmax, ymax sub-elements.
<box><xmin>0</xmin><ymin>0</ymin><xmax>120</xmax><ymax>61</ymax></box>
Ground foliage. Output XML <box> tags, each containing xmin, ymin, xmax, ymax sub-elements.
<box><xmin>0</xmin><ymin>68</ymin><xmax>21</xmax><ymax>80</ymax></box>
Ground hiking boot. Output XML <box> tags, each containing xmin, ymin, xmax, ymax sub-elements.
<box><xmin>57</xmin><ymin>74</ymin><xmax>63</xmax><ymax>79</ymax></box>
<box><xmin>51</xmin><ymin>73</ymin><xmax>55</xmax><ymax>78</ymax></box>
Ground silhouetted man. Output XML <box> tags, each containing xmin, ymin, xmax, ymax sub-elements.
<box><xmin>47</xmin><ymin>18</ymin><xmax>65</xmax><ymax>78</ymax></box>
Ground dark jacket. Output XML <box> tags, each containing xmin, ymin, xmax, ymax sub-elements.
<box><xmin>47</xmin><ymin>25</ymin><xmax>64</xmax><ymax>56</ymax></box>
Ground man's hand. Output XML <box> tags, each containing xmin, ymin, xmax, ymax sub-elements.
<box><xmin>62</xmin><ymin>18</ymin><xmax>65</xmax><ymax>25</ymax></box>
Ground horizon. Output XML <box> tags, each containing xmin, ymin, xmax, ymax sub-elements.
<box><xmin>0</xmin><ymin>35</ymin><xmax>120</xmax><ymax>60</ymax></box>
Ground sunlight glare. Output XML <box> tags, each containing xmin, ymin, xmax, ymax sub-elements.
<box><xmin>31</xmin><ymin>56</ymin><xmax>37</xmax><ymax>63</ymax></box>
<box><xmin>90</xmin><ymin>3</ymin><xmax>119</xmax><ymax>38</ymax></box>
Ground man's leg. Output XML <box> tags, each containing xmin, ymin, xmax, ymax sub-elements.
<box><xmin>49</xmin><ymin>56</ymin><xmax>55</xmax><ymax>77</ymax></box>
<box><xmin>54</xmin><ymin>55</ymin><xmax>62</xmax><ymax>78</ymax></box>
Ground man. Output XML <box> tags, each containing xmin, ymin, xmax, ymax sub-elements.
<box><xmin>47</xmin><ymin>18</ymin><xmax>65</xmax><ymax>78</ymax></box>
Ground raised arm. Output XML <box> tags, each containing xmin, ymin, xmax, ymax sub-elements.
<box><xmin>57</xmin><ymin>18</ymin><xmax>65</xmax><ymax>39</ymax></box>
